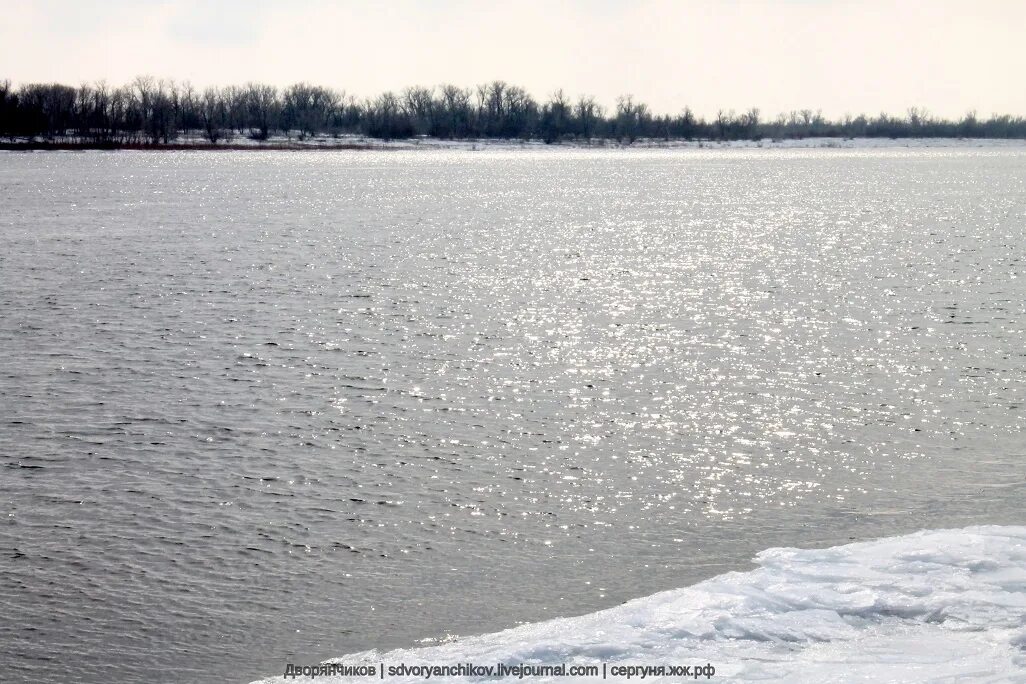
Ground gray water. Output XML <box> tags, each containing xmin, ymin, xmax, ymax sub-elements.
<box><xmin>1</xmin><ymin>147</ymin><xmax>1024</xmax><ymax>684</ymax></box>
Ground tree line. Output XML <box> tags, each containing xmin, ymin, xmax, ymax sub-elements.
<box><xmin>2</xmin><ymin>77</ymin><xmax>1025</xmax><ymax>145</ymax></box>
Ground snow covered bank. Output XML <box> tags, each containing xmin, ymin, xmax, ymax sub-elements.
<box><xmin>272</xmin><ymin>135</ymin><xmax>1026</xmax><ymax>150</ymax></box>
<box><xmin>5</xmin><ymin>135</ymin><xmax>1026</xmax><ymax>152</ymax></box>
<box><xmin>255</xmin><ymin>526</ymin><xmax>1026</xmax><ymax>683</ymax></box>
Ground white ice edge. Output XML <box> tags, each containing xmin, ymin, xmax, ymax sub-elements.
<box><xmin>7</xmin><ymin>135</ymin><xmax>1026</xmax><ymax>152</ymax></box>
<box><xmin>254</xmin><ymin>525</ymin><xmax>1026</xmax><ymax>683</ymax></box>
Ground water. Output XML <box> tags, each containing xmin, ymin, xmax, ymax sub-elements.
<box><xmin>1</xmin><ymin>147</ymin><xmax>1024</xmax><ymax>683</ymax></box>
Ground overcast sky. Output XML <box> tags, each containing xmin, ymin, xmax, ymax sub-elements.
<box><xmin>3</xmin><ymin>0</ymin><xmax>1025</xmax><ymax>119</ymax></box>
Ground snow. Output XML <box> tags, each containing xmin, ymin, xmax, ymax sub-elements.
<box><xmin>253</xmin><ymin>526</ymin><xmax>1026</xmax><ymax>683</ymax></box>
<box><xmin>6</xmin><ymin>134</ymin><xmax>1026</xmax><ymax>152</ymax></box>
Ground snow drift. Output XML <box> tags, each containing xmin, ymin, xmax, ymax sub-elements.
<box><xmin>255</xmin><ymin>526</ymin><xmax>1026</xmax><ymax>683</ymax></box>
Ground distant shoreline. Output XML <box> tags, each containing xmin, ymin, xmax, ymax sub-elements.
<box><xmin>0</xmin><ymin>140</ymin><xmax>388</xmax><ymax>152</ymax></box>
<box><xmin>4</xmin><ymin>135</ymin><xmax>1026</xmax><ymax>153</ymax></box>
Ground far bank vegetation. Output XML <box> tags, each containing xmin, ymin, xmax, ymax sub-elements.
<box><xmin>2</xmin><ymin>77</ymin><xmax>1024</xmax><ymax>145</ymax></box>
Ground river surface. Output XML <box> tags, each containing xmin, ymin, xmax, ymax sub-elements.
<box><xmin>1</xmin><ymin>147</ymin><xmax>1024</xmax><ymax>683</ymax></box>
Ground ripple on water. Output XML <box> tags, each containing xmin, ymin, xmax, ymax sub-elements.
<box><xmin>0</xmin><ymin>148</ymin><xmax>1024</xmax><ymax>683</ymax></box>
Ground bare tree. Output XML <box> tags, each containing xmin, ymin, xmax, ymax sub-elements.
<box><xmin>540</xmin><ymin>88</ymin><xmax>572</xmax><ymax>142</ymax></box>
<box><xmin>402</xmin><ymin>86</ymin><xmax>434</xmax><ymax>136</ymax></box>
<box><xmin>574</xmin><ymin>95</ymin><xmax>601</xmax><ymax>139</ymax></box>
<box><xmin>436</xmin><ymin>84</ymin><xmax>471</xmax><ymax>138</ymax></box>
<box><xmin>200</xmin><ymin>87</ymin><xmax>227</xmax><ymax>143</ymax></box>
<box><xmin>616</xmin><ymin>94</ymin><xmax>649</xmax><ymax>142</ymax></box>
<box><xmin>244</xmin><ymin>83</ymin><xmax>279</xmax><ymax>140</ymax></box>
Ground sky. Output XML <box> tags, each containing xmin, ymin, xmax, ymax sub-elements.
<box><xmin>3</xmin><ymin>0</ymin><xmax>1025</xmax><ymax>119</ymax></box>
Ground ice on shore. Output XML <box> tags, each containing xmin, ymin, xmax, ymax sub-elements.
<box><xmin>254</xmin><ymin>526</ymin><xmax>1026</xmax><ymax>682</ymax></box>
<box><xmin>7</xmin><ymin>134</ymin><xmax>1026</xmax><ymax>152</ymax></box>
